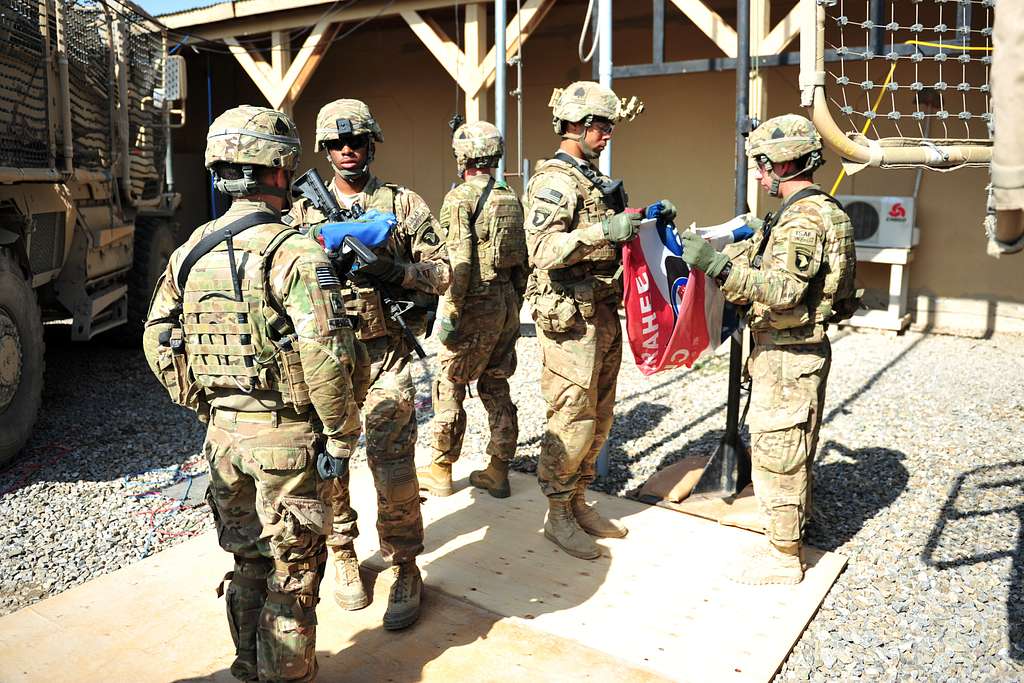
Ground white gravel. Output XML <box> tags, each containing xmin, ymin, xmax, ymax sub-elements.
<box><xmin>3</xmin><ymin>321</ymin><xmax>1023</xmax><ymax>680</ymax></box>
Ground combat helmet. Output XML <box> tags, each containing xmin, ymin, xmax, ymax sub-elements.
<box><xmin>746</xmin><ymin>114</ymin><xmax>825</xmax><ymax>196</ymax></box>
<box><xmin>205</xmin><ymin>105</ymin><xmax>301</xmax><ymax>197</ymax></box>
<box><xmin>315</xmin><ymin>99</ymin><xmax>383</xmax><ymax>180</ymax></box>
<box><xmin>451</xmin><ymin>120</ymin><xmax>503</xmax><ymax>176</ymax></box>
<box><xmin>548</xmin><ymin>81</ymin><xmax>644</xmax><ymax>160</ymax></box>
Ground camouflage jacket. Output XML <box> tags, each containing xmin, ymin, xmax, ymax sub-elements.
<box><xmin>523</xmin><ymin>155</ymin><xmax>621</xmax><ymax>306</ymax></box>
<box><xmin>440</xmin><ymin>173</ymin><xmax>528</xmax><ymax>311</ymax></box>
<box><xmin>722</xmin><ymin>185</ymin><xmax>856</xmax><ymax>344</ymax></box>
<box><xmin>143</xmin><ymin>200</ymin><xmax>362</xmax><ymax>457</ymax></box>
<box><xmin>287</xmin><ymin>174</ymin><xmax>450</xmax><ymax>295</ymax></box>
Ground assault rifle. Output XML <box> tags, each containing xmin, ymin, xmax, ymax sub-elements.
<box><xmin>292</xmin><ymin>168</ymin><xmax>427</xmax><ymax>359</ymax></box>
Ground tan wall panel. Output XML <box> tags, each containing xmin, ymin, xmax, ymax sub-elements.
<box><xmin>174</xmin><ymin>0</ymin><xmax>1020</xmax><ymax>335</ymax></box>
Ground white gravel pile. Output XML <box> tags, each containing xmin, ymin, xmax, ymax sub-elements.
<box><xmin>2</xmin><ymin>322</ymin><xmax>1023</xmax><ymax>680</ymax></box>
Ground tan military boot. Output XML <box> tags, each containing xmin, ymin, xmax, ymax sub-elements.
<box><xmin>544</xmin><ymin>499</ymin><xmax>602</xmax><ymax>560</ymax></box>
<box><xmin>572</xmin><ymin>491</ymin><xmax>628</xmax><ymax>538</ymax></box>
<box><xmin>332</xmin><ymin>544</ymin><xmax>370</xmax><ymax>610</ymax></box>
<box><xmin>469</xmin><ymin>457</ymin><xmax>511</xmax><ymax>498</ymax></box>
<box><xmin>383</xmin><ymin>562</ymin><xmax>422</xmax><ymax>630</ymax></box>
<box><xmin>417</xmin><ymin>462</ymin><xmax>454</xmax><ymax>497</ymax></box>
<box><xmin>728</xmin><ymin>543</ymin><xmax>804</xmax><ymax>585</ymax></box>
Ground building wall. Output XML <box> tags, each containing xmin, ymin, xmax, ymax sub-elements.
<box><xmin>173</xmin><ymin>0</ymin><xmax>1022</xmax><ymax>335</ymax></box>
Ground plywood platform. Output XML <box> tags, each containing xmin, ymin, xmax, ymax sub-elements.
<box><xmin>0</xmin><ymin>467</ymin><xmax>846</xmax><ymax>683</ymax></box>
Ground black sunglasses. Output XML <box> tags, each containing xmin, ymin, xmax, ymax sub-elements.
<box><xmin>326</xmin><ymin>134</ymin><xmax>370</xmax><ymax>151</ymax></box>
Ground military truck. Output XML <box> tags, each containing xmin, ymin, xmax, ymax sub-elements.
<box><xmin>0</xmin><ymin>0</ymin><xmax>186</xmax><ymax>464</ymax></box>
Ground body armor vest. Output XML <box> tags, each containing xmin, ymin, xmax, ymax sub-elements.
<box><xmin>529</xmin><ymin>158</ymin><xmax>621</xmax><ymax>302</ymax></box>
<box><xmin>467</xmin><ymin>182</ymin><xmax>527</xmax><ymax>291</ymax></box>
<box><xmin>179</xmin><ymin>219</ymin><xmax>311</xmax><ymax>408</ymax></box>
<box><xmin>749</xmin><ymin>193</ymin><xmax>858</xmax><ymax>342</ymax></box>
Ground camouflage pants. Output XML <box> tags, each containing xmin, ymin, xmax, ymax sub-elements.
<box><xmin>321</xmin><ymin>336</ymin><xmax>424</xmax><ymax>564</ymax></box>
<box><xmin>746</xmin><ymin>339</ymin><xmax>831</xmax><ymax>551</ymax></box>
<box><xmin>204</xmin><ymin>408</ymin><xmax>330</xmax><ymax>683</ymax></box>
<box><xmin>537</xmin><ymin>300</ymin><xmax>622</xmax><ymax>500</ymax></box>
<box><xmin>432</xmin><ymin>284</ymin><xmax>520</xmax><ymax>465</ymax></box>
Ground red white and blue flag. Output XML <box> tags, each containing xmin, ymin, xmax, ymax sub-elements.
<box><xmin>622</xmin><ymin>216</ymin><xmax>753</xmax><ymax>375</ymax></box>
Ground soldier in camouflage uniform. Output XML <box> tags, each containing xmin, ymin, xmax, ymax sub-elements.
<box><xmin>416</xmin><ymin>121</ymin><xmax>528</xmax><ymax>499</ymax></box>
<box><xmin>680</xmin><ymin>114</ymin><xmax>858</xmax><ymax>585</ymax></box>
<box><xmin>288</xmin><ymin>99</ymin><xmax>450</xmax><ymax>630</ymax></box>
<box><xmin>525</xmin><ymin>81</ymin><xmax>676</xmax><ymax>560</ymax></box>
<box><xmin>143</xmin><ymin>106</ymin><xmax>362</xmax><ymax>681</ymax></box>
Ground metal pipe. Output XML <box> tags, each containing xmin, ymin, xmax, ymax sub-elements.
<box><xmin>597</xmin><ymin>0</ymin><xmax>612</xmax><ymax>175</ymax></box>
<box><xmin>495</xmin><ymin>0</ymin><xmax>507</xmax><ymax>181</ymax></box>
<box><xmin>693</xmin><ymin>0</ymin><xmax>752</xmax><ymax>498</ymax></box>
<box><xmin>55</xmin><ymin>0</ymin><xmax>74</xmax><ymax>175</ymax></box>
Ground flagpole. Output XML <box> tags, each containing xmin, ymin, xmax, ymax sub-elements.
<box><xmin>691</xmin><ymin>0</ymin><xmax>753</xmax><ymax>497</ymax></box>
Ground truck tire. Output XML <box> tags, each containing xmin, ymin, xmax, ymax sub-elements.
<box><xmin>108</xmin><ymin>217</ymin><xmax>178</xmax><ymax>345</ymax></box>
<box><xmin>0</xmin><ymin>251</ymin><xmax>44</xmax><ymax>466</ymax></box>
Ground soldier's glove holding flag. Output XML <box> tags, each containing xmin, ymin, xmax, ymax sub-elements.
<box><xmin>681</xmin><ymin>230</ymin><xmax>730</xmax><ymax>278</ymax></box>
<box><xmin>601</xmin><ymin>208</ymin><xmax>644</xmax><ymax>243</ymax></box>
<box><xmin>646</xmin><ymin>200</ymin><xmax>677</xmax><ymax>226</ymax></box>
<box><xmin>437</xmin><ymin>314</ymin><xmax>460</xmax><ymax>345</ymax></box>
<box><xmin>317</xmin><ymin>440</ymin><xmax>351</xmax><ymax>481</ymax></box>
<box><xmin>355</xmin><ymin>250</ymin><xmax>407</xmax><ymax>285</ymax></box>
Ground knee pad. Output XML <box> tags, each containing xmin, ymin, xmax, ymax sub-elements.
<box><xmin>373</xmin><ymin>456</ymin><xmax>420</xmax><ymax>507</ymax></box>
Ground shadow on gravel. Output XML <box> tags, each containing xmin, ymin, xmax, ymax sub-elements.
<box><xmin>806</xmin><ymin>441</ymin><xmax>909</xmax><ymax>552</ymax></box>
<box><xmin>921</xmin><ymin>460</ymin><xmax>1024</xmax><ymax>661</ymax></box>
<box><xmin>823</xmin><ymin>332</ymin><xmax>925</xmax><ymax>425</ymax></box>
<box><xmin>0</xmin><ymin>325</ymin><xmax>205</xmax><ymax>494</ymax></box>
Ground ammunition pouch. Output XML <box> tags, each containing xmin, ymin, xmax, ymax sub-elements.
<box><xmin>275</xmin><ymin>338</ymin><xmax>311</xmax><ymax>408</ymax></box>
<box><xmin>530</xmin><ymin>288</ymin><xmax>580</xmax><ymax>334</ymax></box>
<box><xmin>157</xmin><ymin>327</ymin><xmax>200</xmax><ymax>410</ymax></box>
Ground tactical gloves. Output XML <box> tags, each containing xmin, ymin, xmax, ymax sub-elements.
<box><xmin>681</xmin><ymin>230</ymin><xmax>731</xmax><ymax>278</ymax></box>
<box><xmin>646</xmin><ymin>199</ymin><xmax>678</xmax><ymax>225</ymax></box>
<box><xmin>317</xmin><ymin>452</ymin><xmax>350</xmax><ymax>480</ymax></box>
<box><xmin>356</xmin><ymin>251</ymin><xmax>407</xmax><ymax>285</ymax></box>
<box><xmin>601</xmin><ymin>208</ymin><xmax>644</xmax><ymax>243</ymax></box>
<box><xmin>437</xmin><ymin>315</ymin><xmax>460</xmax><ymax>345</ymax></box>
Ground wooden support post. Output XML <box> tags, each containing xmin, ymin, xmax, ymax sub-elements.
<box><xmin>271</xmin><ymin>31</ymin><xmax>292</xmax><ymax>117</ymax></box>
<box><xmin>401</xmin><ymin>0</ymin><xmax>553</xmax><ymax>123</ymax></box>
<box><xmin>747</xmin><ymin>0</ymin><xmax>769</xmax><ymax>215</ymax></box>
<box><xmin>226</xmin><ymin>19</ymin><xmax>338</xmax><ymax>115</ymax></box>
<box><xmin>464</xmin><ymin>3</ymin><xmax>488</xmax><ymax>122</ymax></box>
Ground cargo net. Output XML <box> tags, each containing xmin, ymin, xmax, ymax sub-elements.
<box><xmin>818</xmin><ymin>0</ymin><xmax>993</xmax><ymax>168</ymax></box>
<box><xmin>63</xmin><ymin>0</ymin><xmax>113</xmax><ymax>170</ymax></box>
<box><xmin>0</xmin><ymin>1</ymin><xmax>51</xmax><ymax>168</ymax></box>
<box><xmin>120</xmin><ymin>2</ymin><xmax>166</xmax><ymax>201</ymax></box>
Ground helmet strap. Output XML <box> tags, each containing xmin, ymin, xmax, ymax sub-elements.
<box><xmin>560</xmin><ymin>116</ymin><xmax>601</xmax><ymax>161</ymax></box>
<box><xmin>326</xmin><ymin>140</ymin><xmax>374</xmax><ymax>181</ymax></box>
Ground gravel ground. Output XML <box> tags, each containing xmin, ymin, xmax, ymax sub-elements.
<box><xmin>2</xmin><ymin>321</ymin><xmax>1023</xmax><ymax>681</ymax></box>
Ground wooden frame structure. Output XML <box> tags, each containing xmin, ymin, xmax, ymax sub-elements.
<box><xmin>166</xmin><ymin>0</ymin><xmax>555</xmax><ymax>123</ymax></box>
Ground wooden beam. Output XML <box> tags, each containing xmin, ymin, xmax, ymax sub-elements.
<box><xmin>760</xmin><ymin>1</ymin><xmax>802</xmax><ymax>56</ymax></box>
<box><xmin>271</xmin><ymin>31</ymin><xmax>292</xmax><ymax>116</ymax></box>
<box><xmin>224</xmin><ymin>37</ymin><xmax>278</xmax><ymax>107</ymax></box>
<box><xmin>667</xmin><ymin>0</ymin><xmax>738</xmax><ymax>58</ymax></box>
<box><xmin>473</xmin><ymin>0</ymin><xmax>556</xmax><ymax>95</ymax></box>
<box><xmin>748</xmin><ymin>0</ymin><xmax>770</xmax><ymax>215</ymax></box>
<box><xmin>464</xmin><ymin>3</ymin><xmax>487</xmax><ymax>122</ymax></box>
<box><xmin>272</xmin><ymin>18</ymin><xmax>339</xmax><ymax>110</ymax></box>
<box><xmin>400</xmin><ymin>9</ymin><xmax>474</xmax><ymax>92</ymax></box>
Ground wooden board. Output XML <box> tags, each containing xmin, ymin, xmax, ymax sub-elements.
<box><xmin>0</xmin><ymin>465</ymin><xmax>846</xmax><ymax>683</ymax></box>
<box><xmin>350</xmin><ymin>468</ymin><xmax>846</xmax><ymax>682</ymax></box>
<box><xmin>0</xmin><ymin>524</ymin><xmax>663</xmax><ymax>683</ymax></box>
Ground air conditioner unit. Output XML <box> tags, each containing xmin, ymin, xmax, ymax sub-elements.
<box><xmin>835</xmin><ymin>195</ymin><xmax>917</xmax><ymax>249</ymax></box>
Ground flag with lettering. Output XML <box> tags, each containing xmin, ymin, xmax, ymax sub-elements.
<box><xmin>622</xmin><ymin>214</ymin><xmax>753</xmax><ymax>375</ymax></box>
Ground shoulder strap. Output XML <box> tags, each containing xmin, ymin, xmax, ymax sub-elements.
<box><xmin>754</xmin><ymin>187</ymin><xmax>841</xmax><ymax>268</ymax></box>
<box><xmin>553</xmin><ymin>151</ymin><xmax>603</xmax><ymax>194</ymax></box>
<box><xmin>175</xmin><ymin>212</ymin><xmax>280</xmax><ymax>292</ymax></box>
<box><xmin>468</xmin><ymin>176</ymin><xmax>496</xmax><ymax>232</ymax></box>
<box><xmin>261</xmin><ymin>227</ymin><xmax>303</xmax><ymax>338</ymax></box>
